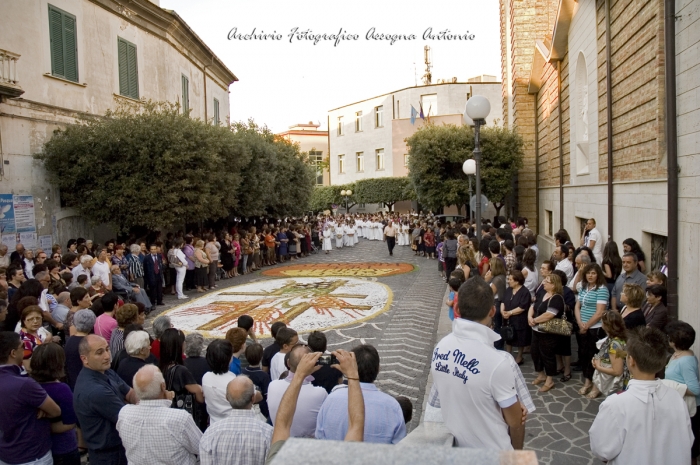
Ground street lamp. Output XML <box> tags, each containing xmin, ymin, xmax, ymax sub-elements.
<box><xmin>462</xmin><ymin>159</ymin><xmax>475</xmax><ymax>222</ymax></box>
<box><xmin>464</xmin><ymin>95</ymin><xmax>491</xmax><ymax>239</ymax></box>
<box><xmin>340</xmin><ymin>189</ymin><xmax>353</xmax><ymax>214</ymax></box>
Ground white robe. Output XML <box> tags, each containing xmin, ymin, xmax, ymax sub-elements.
<box><xmin>343</xmin><ymin>226</ymin><xmax>353</xmax><ymax>247</ymax></box>
<box><xmin>335</xmin><ymin>226</ymin><xmax>344</xmax><ymax>248</ymax></box>
<box><xmin>402</xmin><ymin>224</ymin><xmax>410</xmax><ymax>246</ymax></box>
<box><xmin>322</xmin><ymin>229</ymin><xmax>333</xmax><ymax>251</ymax></box>
<box><xmin>397</xmin><ymin>227</ymin><xmax>405</xmax><ymax>246</ymax></box>
<box><xmin>353</xmin><ymin>226</ymin><xmax>359</xmax><ymax>244</ymax></box>
<box><xmin>589</xmin><ymin>379</ymin><xmax>693</xmax><ymax>465</ymax></box>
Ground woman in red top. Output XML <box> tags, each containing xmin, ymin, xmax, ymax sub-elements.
<box><xmin>423</xmin><ymin>230</ymin><xmax>436</xmax><ymax>259</ymax></box>
<box><xmin>478</xmin><ymin>240</ymin><xmax>491</xmax><ymax>277</ymax></box>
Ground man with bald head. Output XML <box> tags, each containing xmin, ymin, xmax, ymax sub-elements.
<box><xmin>73</xmin><ymin>334</ymin><xmax>137</xmax><ymax>465</ymax></box>
<box><xmin>199</xmin><ymin>375</ymin><xmax>274</xmax><ymax>465</ymax></box>
<box><xmin>117</xmin><ymin>365</ymin><xmax>201</xmax><ymax>465</ymax></box>
<box><xmin>267</xmin><ymin>344</ymin><xmax>328</xmax><ymax>437</ymax></box>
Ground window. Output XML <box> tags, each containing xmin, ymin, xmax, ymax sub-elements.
<box><xmin>338</xmin><ymin>154</ymin><xmax>345</xmax><ymax>173</ymax></box>
<box><xmin>420</xmin><ymin>94</ymin><xmax>437</xmax><ymax>117</ymax></box>
<box><xmin>309</xmin><ymin>150</ymin><xmax>324</xmax><ymax>185</ymax></box>
<box><xmin>355</xmin><ymin>111</ymin><xmax>363</xmax><ymax>132</ymax></box>
<box><xmin>356</xmin><ymin>152</ymin><xmax>364</xmax><ymax>172</ymax></box>
<box><xmin>181</xmin><ymin>75</ymin><xmax>189</xmax><ymax>115</ymax></box>
<box><xmin>396</xmin><ymin>100</ymin><xmax>400</xmax><ymax>119</ymax></box>
<box><xmin>375</xmin><ymin>106</ymin><xmax>383</xmax><ymax>127</ymax></box>
<box><xmin>117</xmin><ymin>38</ymin><xmax>139</xmax><ymax>99</ymax></box>
<box><xmin>546</xmin><ymin>210</ymin><xmax>553</xmax><ymax>236</ymax></box>
<box><xmin>404</xmin><ymin>153</ymin><xmax>409</xmax><ymax>167</ymax></box>
<box><xmin>376</xmin><ymin>149</ymin><xmax>385</xmax><ymax>170</ymax></box>
<box><xmin>337</xmin><ymin>116</ymin><xmax>343</xmax><ymax>136</ymax></box>
<box><xmin>48</xmin><ymin>5</ymin><xmax>78</xmax><ymax>82</ymax></box>
<box><xmin>213</xmin><ymin>98</ymin><xmax>220</xmax><ymax>126</ymax></box>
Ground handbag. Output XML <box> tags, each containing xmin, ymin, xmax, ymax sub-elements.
<box><xmin>166</xmin><ymin>365</ymin><xmax>201</xmax><ymax>423</ymax></box>
<box><xmin>538</xmin><ymin>295</ymin><xmax>573</xmax><ymax>336</ymax></box>
<box><xmin>500</xmin><ymin>318</ymin><xmax>515</xmax><ymax>342</ymax></box>
<box><xmin>592</xmin><ymin>361</ymin><xmax>625</xmax><ymax>396</ymax></box>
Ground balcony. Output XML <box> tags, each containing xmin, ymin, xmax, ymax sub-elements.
<box><xmin>0</xmin><ymin>50</ymin><xmax>24</xmax><ymax>99</ymax></box>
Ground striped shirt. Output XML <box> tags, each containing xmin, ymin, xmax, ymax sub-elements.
<box><xmin>127</xmin><ymin>254</ymin><xmax>144</xmax><ymax>279</ymax></box>
<box><xmin>576</xmin><ymin>282</ymin><xmax>609</xmax><ymax>327</ymax></box>
<box><xmin>199</xmin><ymin>409</ymin><xmax>273</xmax><ymax>465</ymax></box>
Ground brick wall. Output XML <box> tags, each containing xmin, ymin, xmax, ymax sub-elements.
<box><xmin>596</xmin><ymin>0</ymin><xmax>667</xmax><ymax>182</ymax></box>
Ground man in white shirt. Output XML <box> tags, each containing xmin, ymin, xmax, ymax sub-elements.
<box><xmin>92</xmin><ymin>248</ymin><xmax>112</xmax><ymax>291</ymax></box>
<box><xmin>554</xmin><ymin>244</ymin><xmax>574</xmax><ymax>284</ymax></box>
<box><xmin>590</xmin><ymin>327</ymin><xmax>693</xmax><ymax>465</ymax></box>
<box><xmin>199</xmin><ymin>375</ymin><xmax>273</xmax><ymax>465</ymax></box>
<box><xmin>267</xmin><ymin>344</ymin><xmax>328</xmax><ymax>437</ymax></box>
<box><xmin>117</xmin><ymin>365</ymin><xmax>202</xmax><ymax>465</ymax></box>
<box><xmin>72</xmin><ymin>254</ymin><xmax>94</xmax><ymax>283</ymax></box>
<box><xmin>383</xmin><ymin>221</ymin><xmax>397</xmax><ymax>256</ymax></box>
<box><xmin>0</xmin><ymin>244</ymin><xmax>9</xmax><ymax>268</ymax></box>
<box><xmin>581</xmin><ymin>218</ymin><xmax>603</xmax><ymax>264</ymax></box>
<box><xmin>428</xmin><ymin>276</ymin><xmax>526</xmax><ymax>449</ymax></box>
<box><xmin>269</xmin><ymin>328</ymin><xmax>298</xmax><ymax>381</ymax></box>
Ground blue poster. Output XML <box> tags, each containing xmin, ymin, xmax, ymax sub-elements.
<box><xmin>0</xmin><ymin>194</ymin><xmax>15</xmax><ymax>234</ymax></box>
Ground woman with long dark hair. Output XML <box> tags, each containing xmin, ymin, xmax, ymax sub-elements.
<box><xmin>602</xmin><ymin>241</ymin><xmax>622</xmax><ymax>294</ymax></box>
<box><xmin>4</xmin><ymin>279</ymin><xmax>46</xmax><ymax>332</ymax></box>
<box><xmin>159</xmin><ymin>328</ymin><xmax>204</xmax><ymax>420</ymax></box>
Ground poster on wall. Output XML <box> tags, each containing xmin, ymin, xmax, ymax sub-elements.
<box><xmin>39</xmin><ymin>235</ymin><xmax>53</xmax><ymax>250</ymax></box>
<box><xmin>0</xmin><ymin>194</ymin><xmax>15</xmax><ymax>234</ymax></box>
<box><xmin>1</xmin><ymin>234</ymin><xmax>17</xmax><ymax>249</ymax></box>
<box><xmin>13</xmin><ymin>195</ymin><xmax>36</xmax><ymax>233</ymax></box>
<box><xmin>19</xmin><ymin>232</ymin><xmax>37</xmax><ymax>249</ymax></box>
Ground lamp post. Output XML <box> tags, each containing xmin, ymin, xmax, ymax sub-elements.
<box><xmin>340</xmin><ymin>189</ymin><xmax>352</xmax><ymax>214</ymax></box>
<box><xmin>464</xmin><ymin>95</ymin><xmax>491</xmax><ymax>240</ymax></box>
<box><xmin>462</xmin><ymin>159</ymin><xmax>475</xmax><ymax>222</ymax></box>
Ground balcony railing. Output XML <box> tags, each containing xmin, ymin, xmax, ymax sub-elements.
<box><xmin>0</xmin><ymin>49</ymin><xmax>24</xmax><ymax>98</ymax></box>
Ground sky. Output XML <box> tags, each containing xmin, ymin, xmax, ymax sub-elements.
<box><xmin>161</xmin><ymin>0</ymin><xmax>502</xmax><ymax>133</ymax></box>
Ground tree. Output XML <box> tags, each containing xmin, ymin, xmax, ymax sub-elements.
<box><xmin>308</xmin><ymin>184</ymin><xmax>356</xmax><ymax>212</ymax></box>
<box><xmin>406</xmin><ymin>123</ymin><xmax>523</xmax><ymax>215</ymax></box>
<box><xmin>354</xmin><ymin>177</ymin><xmax>416</xmax><ymax>211</ymax></box>
<box><xmin>38</xmin><ymin>101</ymin><xmax>250</xmax><ymax>230</ymax></box>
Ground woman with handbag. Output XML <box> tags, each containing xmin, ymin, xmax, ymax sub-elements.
<box><xmin>501</xmin><ymin>270</ymin><xmax>532</xmax><ymax>365</ymax></box>
<box><xmin>528</xmin><ymin>274</ymin><xmax>567</xmax><ymax>393</ymax></box>
<box><xmin>159</xmin><ymin>329</ymin><xmax>205</xmax><ymax>423</ymax></box>
<box><xmin>589</xmin><ymin>310</ymin><xmax>629</xmax><ymax>399</ymax></box>
<box><xmin>575</xmin><ymin>263</ymin><xmax>610</xmax><ymax>396</ymax></box>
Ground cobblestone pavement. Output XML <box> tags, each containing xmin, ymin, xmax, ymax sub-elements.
<box><xmin>148</xmin><ymin>238</ymin><xmax>604</xmax><ymax>461</ymax></box>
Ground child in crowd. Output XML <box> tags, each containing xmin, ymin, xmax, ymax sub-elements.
<box><xmin>269</xmin><ymin>327</ymin><xmax>298</xmax><ymax>381</ymax></box>
<box><xmin>589</xmin><ymin>327</ymin><xmax>694</xmax><ymax>464</ymax></box>
<box><xmin>242</xmin><ymin>343</ymin><xmax>271</xmax><ymax>423</ymax></box>
<box><xmin>445</xmin><ymin>277</ymin><xmax>462</xmax><ymax>321</ymax></box>
<box><xmin>589</xmin><ymin>310</ymin><xmax>629</xmax><ymax>399</ymax></box>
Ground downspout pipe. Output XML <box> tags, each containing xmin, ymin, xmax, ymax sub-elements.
<box><xmin>665</xmin><ymin>0</ymin><xmax>678</xmax><ymax>320</ymax></box>
<box><xmin>558</xmin><ymin>61</ymin><xmax>564</xmax><ymax>230</ymax></box>
<box><xmin>535</xmin><ymin>94</ymin><xmax>540</xmax><ymax>233</ymax></box>
<box><xmin>605</xmin><ymin>0</ymin><xmax>614</xmax><ymax>241</ymax></box>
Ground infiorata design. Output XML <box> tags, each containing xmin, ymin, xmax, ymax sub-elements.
<box><xmin>162</xmin><ymin>277</ymin><xmax>392</xmax><ymax>338</ymax></box>
<box><xmin>261</xmin><ymin>262</ymin><xmax>415</xmax><ymax>277</ymax></box>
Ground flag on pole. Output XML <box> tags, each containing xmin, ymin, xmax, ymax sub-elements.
<box><xmin>419</xmin><ymin>101</ymin><xmax>425</xmax><ymax>120</ymax></box>
<box><xmin>410</xmin><ymin>105</ymin><xmax>418</xmax><ymax>125</ymax></box>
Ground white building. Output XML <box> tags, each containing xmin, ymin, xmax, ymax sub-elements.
<box><xmin>0</xmin><ymin>0</ymin><xmax>237</xmax><ymax>245</ymax></box>
<box><xmin>327</xmin><ymin>78</ymin><xmax>502</xmax><ymax>213</ymax></box>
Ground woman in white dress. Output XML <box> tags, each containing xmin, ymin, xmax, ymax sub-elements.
<box><xmin>402</xmin><ymin>222</ymin><xmax>410</xmax><ymax>246</ymax></box>
<box><xmin>322</xmin><ymin>225</ymin><xmax>333</xmax><ymax>254</ymax></box>
<box><xmin>397</xmin><ymin>223</ymin><xmax>405</xmax><ymax>246</ymax></box>
<box><xmin>345</xmin><ymin>224</ymin><xmax>356</xmax><ymax>247</ymax></box>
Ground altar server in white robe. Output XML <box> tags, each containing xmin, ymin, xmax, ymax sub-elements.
<box><xmin>334</xmin><ymin>223</ymin><xmax>344</xmax><ymax>248</ymax></box>
<box><xmin>322</xmin><ymin>225</ymin><xmax>333</xmax><ymax>253</ymax></box>
<box><xmin>589</xmin><ymin>327</ymin><xmax>693</xmax><ymax>465</ymax></box>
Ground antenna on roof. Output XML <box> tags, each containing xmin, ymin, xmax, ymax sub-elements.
<box><xmin>422</xmin><ymin>46</ymin><xmax>432</xmax><ymax>85</ymax></box>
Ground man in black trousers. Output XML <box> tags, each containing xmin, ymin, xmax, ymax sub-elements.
<box><xmin>383</xmin><ymin>220</ymin><xmax>397</xmax><ymax>256</ymax></box>
<box><xmin>142</xmin><ymin>244</ymin><xmax>164</xmax><ymax>308</ymax></box>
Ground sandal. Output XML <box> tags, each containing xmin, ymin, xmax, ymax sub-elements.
<box><xmin>586</xmin><ymin>389</ymin><xmax>601</xmax><ymax>399</ymax></box>
<box><xmin>578</xmin><ymin>385</ymin><xmax>592</xmax><ymax>396</ymax></box>
<box><xmin>532</xmin><ymin>377</ymin><xmax>546</xmax><ymax>386</ymax></box>
<box><xmin>560</xmin><ymin>373</ymin><xmax>572</xmax><ymax>382</ymax></box>
<box><xmin>539</xmin><ymin>383</ymin><xmax>555</xmax><ymax>393</ymax></box>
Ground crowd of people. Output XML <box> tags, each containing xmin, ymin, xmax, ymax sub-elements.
<box><xmin>0</xmin><ymin>212</ymin><xmax>696</xmax><ymax>465</ymax></box>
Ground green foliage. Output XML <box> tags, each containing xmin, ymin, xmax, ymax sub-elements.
<box><xmin>406</xmin><ymin>123</ymin><xmax>523</xmax><ymax>211</ymax></box>
<box><xmin>354</xmin><ymin>177</ymin><xmax>416</xmax><ymax>209</ymax></box>
<box><xmin>309</xmin><ymin>183</ymin><xmax>356</xmax><ymax>212</ymax></box>
<box><xmin>37</xmin><ymin>102</ymin><xmax>314</xmax><ymax>230</ymax></box>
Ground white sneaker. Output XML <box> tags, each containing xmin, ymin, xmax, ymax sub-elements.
<box><xmin>177</xmin><ymin>295</ymin><xmax>189</xmax><ymax>299</ymax></box>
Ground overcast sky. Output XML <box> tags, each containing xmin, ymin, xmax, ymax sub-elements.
<box><xmin>161</xmin><ymin>0</ymin><xmax>501</xmax><ymax>133</ymax></box>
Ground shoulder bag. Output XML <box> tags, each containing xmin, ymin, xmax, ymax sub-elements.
<box><xmin>166</xmin><ymin>365</ymin><xmax>201</xmax><ymax>424</ymax></box>
<box><xmin>538</xmin><ymin>294</ymin><xmax>573</xmax><ymax>336</ymax></box>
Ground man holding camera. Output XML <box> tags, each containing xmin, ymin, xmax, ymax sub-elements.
<box><xmin>266</xmin><ymin>344</ymin><xmax>328</xmax><ymax>437</ymax></box>
<box><xmin>315</xmin><ymin>344</ymin><xmax>407</xmax><ymax>444</ymax></box>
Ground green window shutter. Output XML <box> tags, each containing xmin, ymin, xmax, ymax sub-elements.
<box><xmin>49</xmin><ymin>7</ymin><xmax>64</xmax><ymax>77</ymax></box>
<box><xmin>62</xmin><ymin>14</ymin><xmax>78</xmax><ymax>82</ymax></box>
<box><xmin>214</xmin><ymin>98</ymin><xmax>220</xmax><ymax>125</ymax></box>
<box><xmin>126</xmin><ymin>43</ymin><xmax>138</xmax><ymax>99</ymax></box>
<box><xmin>182</xmin><ymin>75</ymin><xmax>189</xmax><ymax>115</ymax></box>
<box><xmin>48</xmin><ymin>5</ymin><xmax>78</xmax><ymax>82</ymax></box>
<box><xmin>118</xmin><ymin>38</ymin><xmax>139</xmax><ymax>99</ymax></box>
<box><xmin>118</xmin><ymin>39</ymin><xmax>129</xmax><ymax>96</ymax></box>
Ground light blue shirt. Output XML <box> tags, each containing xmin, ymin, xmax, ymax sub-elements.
<box><xmin>315</xmin><ymin>382</ymin><xmax>406</xmax><ymax>444</ymax></box>
<box><xmin>665</xmin><ymin>355</ymin><xmax>700</xmax><ymax>405</ymax></box>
